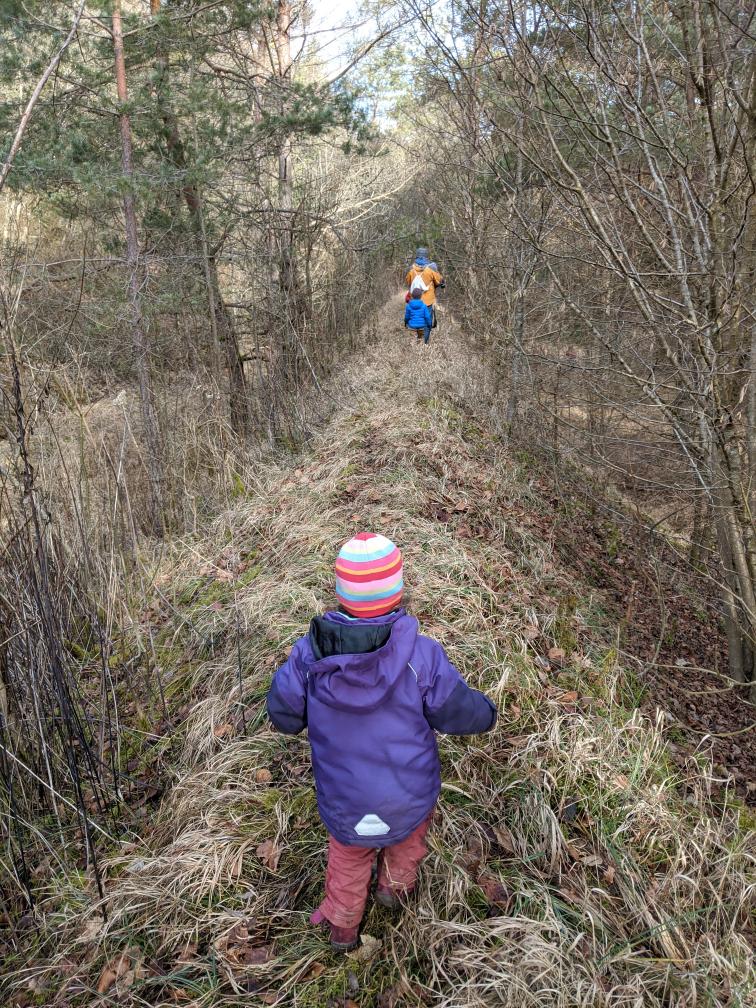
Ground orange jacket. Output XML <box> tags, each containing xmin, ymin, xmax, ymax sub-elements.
<box><xmin>406</xmin><ymin>263</ymin><xmax>443</xmax><ymax>306</ymax></box>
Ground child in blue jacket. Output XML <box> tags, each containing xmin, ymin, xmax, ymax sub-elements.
<box><xmin>404</xmin><ymin>290</ymin><xmax>433</xmax><ymax>344</ymax></box>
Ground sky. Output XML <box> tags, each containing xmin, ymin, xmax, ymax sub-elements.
<box><xmin>292</xmin><ymin>0</ymin><xmax>378</xmax><ymax>80</ymax></box>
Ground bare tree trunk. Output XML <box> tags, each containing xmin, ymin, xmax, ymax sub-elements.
<box><xmin>688</xmin><ymin>494</ymin><xmax>709</xmax><ymax>568</ymax></box>
<box><xmin>149</xmin><ymin>0</ymin><xmax>251</xmax><ymax>438</ymax></box>
<box><xmin>275</xmin><ymin>0</ymin><xmax>297</xmax><ymax>385</ymax></box>
<box><xmin>112</xmin><ymin>0</ymin><xmax>164</xmax><ymax>533</ymax></box>
<box><xmin>505</xmin><ymin>291</ymin><xmax>524</xmax><ymax>437</ymax></box>
<box><xmin>715</xmin><ymin>506</ymin><xmax>755</xmax><ymax>691</ymax></box>
<box><xmin>504</xmin><ymin>4</ymin><xmax>532</xmax><ymax>442</ymax></box>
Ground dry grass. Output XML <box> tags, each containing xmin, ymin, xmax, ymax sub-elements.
<box><xmin>5</xmin><ymin>297</ymin><xmax>754</xmax><ymax>1008</ymax></box>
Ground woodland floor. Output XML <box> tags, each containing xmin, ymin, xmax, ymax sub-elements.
<box><xmin>512</xmin><ymin>463</ymin><xmax>755</xmax><ymax>798</ymax></box>
<box><xmin>3</xmin><ymin>295</ymin><xmax>754</xmax><ymax>1008</ymax></box>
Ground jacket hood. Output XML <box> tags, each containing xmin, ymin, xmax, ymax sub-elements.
<box><xmin>308</xmin><ymin>609</ymin><xmax>418</xmax><ymax>713</ymax></box>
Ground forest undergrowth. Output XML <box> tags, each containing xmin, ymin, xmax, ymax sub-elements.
<box><xmin>3</xmin><ymin>297</ymin><xmax>754</xmax><ymax>1008</ymax></box>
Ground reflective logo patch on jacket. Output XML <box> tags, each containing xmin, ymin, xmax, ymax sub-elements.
<box><xmin>354</xmin><ymin>813</ymin><xmax>390</xmax><ymax>836</ymax></box>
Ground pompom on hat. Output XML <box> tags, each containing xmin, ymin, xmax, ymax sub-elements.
<box><xmin>335</xmin><ymin>532</ymin><xmax>403</xmax><ymax>618</ymax></box>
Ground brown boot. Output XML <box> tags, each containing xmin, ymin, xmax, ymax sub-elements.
<box><xmin>328</xmin><ymin>922</ymin><xmax>360</xmax><ymax>951</ymax></box>
<box><xmin>310</xmin><ymin>908</ymin><xmax>360</xmax><ymax>952</ymax></box>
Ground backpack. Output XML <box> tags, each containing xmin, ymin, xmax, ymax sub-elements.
<box><xmin>409</xmin><ymin>267</ymin><xmax>429</xmax><ymax>294</ymax></box>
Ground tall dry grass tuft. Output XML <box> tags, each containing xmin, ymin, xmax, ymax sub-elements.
<box><xmin>3</xmin><ymin>299</ymin><xmax>754</xmax><ymax>1007</ymax></box>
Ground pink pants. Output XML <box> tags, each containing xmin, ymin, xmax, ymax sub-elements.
<box><xmin>317</xmin><ymin>815</ymin><xmax>432</xmax><ymax>928</ymax></box>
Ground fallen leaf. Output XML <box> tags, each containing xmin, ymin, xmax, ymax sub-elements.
<box><xmin>255</xmin><ymin>768</ymin><xmax>273</xmax><ymax>784</ymax></box>
<box><xmin>304</xmin><ymin>961</ymin><xmax>325</xmax><ymax>981</ymax></box>
<box><xmin>213</xmin><ymin>924</ymin><xmax>245</xmax><ymax>955</ymax></box>
<box><xmin>347</xmin><ymin>933</ymin><xmax>382</xmax><ymax>963</ymax></box>
<box><xmin>477</xmin><ymin>874</ymin><xmax>512</xmax><ymax>908</ymax></box>
<box><xmin>379</xmin><ymin>983</ymin><xmax>427</xmax><ymax>1008</ymax></box>
<box><xmin>459</xmin><ymin>831</ymin><xmax>484</xmax><ymax>873</ymax></box>
<box><xmin>168</xmin><ymin>987</ymin><xmax>194</xmax><ymax>1002</ymax></box>
<box><xmin>466</xmin><ymin>832</ymin><xmax>484</xmax><ymax>857</ymax></box>
<box><xmin>79</xmin><ymin>917</ymin><xmax>105</xmax><ymax>943</ymax></box>
<box><xmin>505</xmin><ymin>735</ymin><xmax>532</xmax><ymax>748</ymax></box>
<box><xmin>581</xmin><ymin>854</ymin><xmax>603</xmax><ymax>867</ymax></box>
<box><xmin>376</xmin><ymin>984</ymin><xmax>404</xmax><ymax>1008</ymax></box>
<box><xmin>557</xmin><ymin>691</ymin><xmax>578</xmax><ymax>704</ymax></box>
<box><xmin>558</xmin><ymin>885</ymin><xmax>583</xmax><ymax>904</ymax></box>
<box><xmin>96</xmin><ymin>951</ymin><xmax>132</xmax><ymax>993</ymax></box>
<box><xmin>215</xmin><ymin>924</ymin><xmax>273</xmax><ymax>969</ymax></box>
<box><xmin>175</xmin><ymin>941</ymin><xmax>198</xmax><ymax>964</ymax></box>
<box><xmin>256</xmin><ymin>838</ymin><xmax>281</xmax><ymax>872</ymax></box>
<box><xmin>492</xmin><ymin>824</ymin><xmax>516</xmax><ymax>853</ymax></box>
<box><xmin>119</xmin><ymin>961</ymin><xmax>148</xmax><ymax>990</ymax></box>
<box><xmin>239</xmin><ymin>944</ymin><xmax>273</xmax><ymax>966</ymax></box>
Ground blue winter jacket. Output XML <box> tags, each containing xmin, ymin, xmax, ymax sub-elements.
<box><xmin>266</xmin><ymin>608</ymin><xmax>497</xmax><ymax>846</ymax></box>
<box><xmin>405</xmin><ymin>298</ymin><xmax>433</xmax><ymax>331</ymax></box>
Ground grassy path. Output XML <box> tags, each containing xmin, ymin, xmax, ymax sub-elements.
<box><xmin>15</xmin><ymin>297</ymin><xmax>754</xmax><ymax>1008</ymax></box>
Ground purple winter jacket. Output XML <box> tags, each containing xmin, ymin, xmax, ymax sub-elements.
<box><xmin>266</xmin><ymin>608</ymin><xmax>497</xmax><ymax>847</ymax></box>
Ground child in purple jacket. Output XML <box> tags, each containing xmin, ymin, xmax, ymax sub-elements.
<box><xmin>266</xmin><ymin>532</ymin><xmax>497</xmax><ymax>950</ymax></box>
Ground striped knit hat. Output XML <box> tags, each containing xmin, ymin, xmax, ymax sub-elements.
<box><xmin>335</xmin><ymin>532</ymin><xmax>403</xmax><ymax>618</ymax></box>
